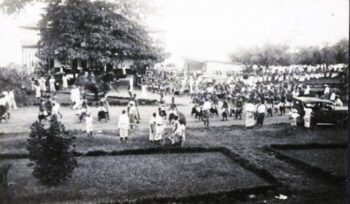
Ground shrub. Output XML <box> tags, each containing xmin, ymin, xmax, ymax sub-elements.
<box><xmin>27</xmin><ymin>116</ymin><xmax>77</xmax><ymax>186</ymax></box>
<box><xmin>0</xmin><ymin>164</ymin><xmax>12</xmax><ymax>203</ymax></box>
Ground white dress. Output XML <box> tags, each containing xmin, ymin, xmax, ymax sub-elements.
<box><xmin>49</xmin><ymin>78</ymin><xmax>56</xmax><ymax>92</ymax></box>
<box><xmin>303</xmin><ymin>108</ymin><xmax>312</xmax><ymax>128</ymax></box>
<box><xmin>155</xmin><ymin>115</ymin><xmax>164</xmax><ymax>141</ymax></box>
<box><xmin>40</xmin><ymin>78</ymin><xmax>47</xmax><ymax>92</ymax></box>
<box><xmin>85</xmin><ymin>116</ymin><xmax>93</xmax><ymax>133</ymax></box>
<box><xmin>244</xmin><ymin>103</ymin><xmax>256</xmax><ymax>128</ymax></box>
<box><xmin>52</xmin><ymin>102</ymin><xmax>61</xmax><ymax>116</ymax></box>
<box><xmin>35</xmin><ymin>85</ymin><xmax>41</xmax><ymax>98</ymax></box>
<box><xmin>118</xmin><ymin>114</ymin><xmax>130</xmax><ymax>138</ymax></box>
<box><xmin>62</xmin><ymin>75</ymin><xmax>68</xmax><ymax>89</ymax></box>
<box><xmin>8</xmin><ymin>91</ymin><xmax>17</xmax><ymax>110</ymax></box>
<box><xmin>149</xmin><ymin>117</ymin><xmax>156</xmax><ymax>141</ymax></box>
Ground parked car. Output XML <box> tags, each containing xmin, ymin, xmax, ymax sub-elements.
<box><xmin>293</xmin><ymin>96</ymin><xmax>348</xmax><ymax>127</ymax></box>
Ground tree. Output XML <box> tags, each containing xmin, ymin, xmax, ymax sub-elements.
<box><xmin>333</xmin><ymin>38</ymin><xmax>349</xmax><ymax>64</ymax></box>
<box><xmin>231</xmin><ymin>39</ymin><xmax>349</xmax><ymax>66</ymax></box>
<box><xmin>0</xmin><ymin>164</ymin><xmax>12</xmax><ymax>203</ymax></box>
<box><xmin>0</xmin><ymin>66</ymin><xmax>32</xmax><ymax>92</ymax></box>
<box><xmin>27</xmin><ymin>116</ymin><xmax>77</xmax><ymax>186</ymax></box>
<box><xmin>231</xmin><ymin>43</ymin><xmax>291</xmax><ymax>68</ymax></box>
<box><xmin>1</xmin><ymin>0</ymin><xmax>164</xmax><ymax>77</ymax></box>
<box><xmin>37</xmin><ymin>0</ymin><xmax>163</xmax><ymax>71</ymax></box>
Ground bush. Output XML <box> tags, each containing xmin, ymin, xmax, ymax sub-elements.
<box><xmin>0</xmin><ymin>67</ymin><xmax>32</xmax><ymax>92</ymax></box>
<box><xmin>0</xmin><ymin>164</ymin><xmax>11</xmax><ymax>203</ymax></box>
<box><xmin>27</xmin><ymin>116</ymin><xmax>77</xmax><ymax>186</ymax></box>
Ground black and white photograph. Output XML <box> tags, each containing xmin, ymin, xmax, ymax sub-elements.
<box><xmin>0</xmin><ymin>0</ymin><xmax>348</xmax><ymax>203</ymax></box>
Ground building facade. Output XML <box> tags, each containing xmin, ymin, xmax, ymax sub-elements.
<box><xmin>183</xmin><ymin>58</ymin><xmax>243</xmax><ymax>76</ymax></box>
<box><xmin>20</xmin><ymin>26</ymin><xmax>40</xmax><ymax>73</ymax></box>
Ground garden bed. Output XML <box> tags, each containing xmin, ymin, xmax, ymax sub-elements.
<box><xmin>265</xmin><ymin>143</ymin><xmax>346</xmax><ymax>183</ymax></box>
<box><xmin>3</xmin><ymin>148</ymin><xmax>277</xmax><ymax>203</ymax></box>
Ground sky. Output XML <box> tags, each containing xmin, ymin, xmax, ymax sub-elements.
<box><xmin>0</xmin><ymin>0</ymin><xmax>348</xmax><ymax>66</ymax></box>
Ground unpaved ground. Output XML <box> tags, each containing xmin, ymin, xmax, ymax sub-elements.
<box><xmin>0</xmin><ymin>91</ymin><xmax>347</xmax><ymax>203</ymax></box>
<box><xmin>0</xmin><ymin>124</ymin><xmax>346</xmax><ymax>203</ymax></box>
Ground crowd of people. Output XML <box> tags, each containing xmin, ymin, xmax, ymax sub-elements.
<box><xmin>0</xmin><ymin>63</ymin><xmax>347</xmax><ymax>146</ymax></box>
<box><xmin>141</xmin><ymin>63</ymin><xmax>347</xmax><ymax>129</ymax></box>
<box><xmin>32</xmin><ymin>82</ymin><xmax>186</xmax><ymax>146</ymax></box>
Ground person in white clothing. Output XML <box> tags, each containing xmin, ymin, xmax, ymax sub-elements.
<box><xmin>118</xmin><ymin>110</ymin><xmax>130</xmax><ymax>143</ymax></box>
<box><xmin>85</xmin><ymin>113</ymin><xmax>93</xmax><ymax>137</ymax></box>
<box><xmin>178</xmin><ymin>120</ymin><xmax>186</xmax><ymax>147</ymax></box>
<box><xmin>0</xmin><ymin>92</ymin><xmax>10</xmax><ymax>119</ymax></box>
<box><xmin>39</xmin><ymin>77</ymin><xmax>47</xmax><ymax>92</ymax></box>
<box><xmin>244</xmin><ymin>99</ymin><xmax>256</xmax><ymax>128</ymax></box>
<box><xmin>303</xmin><ymin>106</ymin><xmax>313</xmax><ymax>128</ymax></box>
<box><xmin>71</xmin><ymin>85</ymin><xmax>81</xmax><ymax>109</ymax></box>
<box><xmin>34</xmin><ymin>82</ymin><xmax>41</xmax><ymax>102</ymax></box>
<box><xmin>49</xmin><ymin>76</ymin><xmax>56</xmax><ymax>92</ymax></box>
<box><xmin>256</xmin><ymin>101</ymin><xmax>266</xmax><ymax>127</ymax></box>
<box><xmin>202</xmin><ymin>98</ymin><xmax>211</xmax><ymax>126</ymax></box>
<box><xmin>335</xmin><ymin>96</ymin><xmax>343</xmax><ymax>107</ymax></box>
<box><xmin>169</xmin><ymin>115</ymin><xmax>181</xmax><ymax>144</ymax></box>
<box><xmin>154</xmin><ymin>111</ymin><xmax>165</xmax><ymax>144</ymax></box>
<box><xmin>128</xmin><ymin>102</ymin><xmax>138</xmax><ymax>128</ymax></box>
<box><xmin>324</xmin><ymin>84</ymin><xmax>330</xmax><ymax>99</ymax></box>
<box><xmin>62</xmin><ymin>74</ymin><xmax>68</xmax><ymax>89</ymax></box>
<box><xmin>51</xmin><ymin>101</ymin><xmax>63</xmax><ymax>118</ymax></box>
<box><xmin>289</xmin><ymin>109</ymin><xmax>300</xmax><ymax>129</ymax></box>
<box><xmin>149</xmin><ymin>112</ymin><xmax>157</xmax><ymax>143</ymax></box>
<box><xmin>304</xmin><ymin>85</ymin><xmax>310</xmax><ymax>96</ymax></box>
<box><xmin>8</xmin><ymin>90</ymin><xmax>17</xmax><ymax>110</ymax></box>
<box><xmin>329</xmin><ymin>89</ymin><xmax>336</xmax><ymax>101</ymax></box>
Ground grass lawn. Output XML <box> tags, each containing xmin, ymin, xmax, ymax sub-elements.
<box><xmin>0</xmin><ymin>120</ymin><xmax>347</xmax><ymax>203</ymax></box>
<box><xmin>4</xmin><ymin>152</ymin><xmax>270</xmax><ymax>204</ymax></box>
<box><xmin>278</xmin><ymin>148</ymin><xmax>346</xmax><ymax>178</ymax></box>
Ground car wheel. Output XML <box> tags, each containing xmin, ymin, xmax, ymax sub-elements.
<box><xmin>336</xmin><ymin>119</ymin><xmax>347</xmax><ymax>128</ymax></box>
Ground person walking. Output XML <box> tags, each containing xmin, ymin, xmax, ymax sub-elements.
<box><xmin>178</xmin><ymin>120</ymin><xmax>186</xmax><ymax>147</ymax></box>
<box><xmin>127</xmin><ymin>102</ymin><xmax>138</xmax><ymax>128</ymax></box>
<box><xmin>85</xmin><ymin>113</ymin><xmax>93</xmax><ymax>137</ymax></box>
<box><xmin>118</xmin><ymin>110</ymin><xmax>130</xmax><ymax>143</ymax></box>
<box><xmin>324</xmin><ymin>84</ymin><xmax>330</xmax><ymax>99</ymax></box>
<box><xmin>154</xmin><ymin>110</ymin><xmax>165</xmax><ymax>144</ymax></box>
<box><xmin>149</xmin><ymin>112</ymin><xmax>157</xmax><ymax>143</ymax></box>
<box><xmin>62</xmin><ymin>74</ymin><xmax>68</xmax><ymax>89</ymax></box>
<box><xmin>256</xmin><ymin>101</ymin><xmax>266</xmax><ymax>127</ymax></box>
<box><xmin>303</xmin><ymin>105</ymin><xmax>313</xmax><ymax>128</ymax></box>
<box><xmin>244</xmin><ymin>99</ymin><xmax>256</xmax><ymax>129</ymax></box>
<box><xmin>289</xmin><ymin>109</ymin><xmax>300</xmax><ymax>129</ymax></box>
<box><xmin>221</xmin><ymin>99</ymin><xmax>229</xmax><ymax>121</ymax></box>
<box><xmin>202</xmin><ymin>98</ymin><xmax>211</xmax><ymax>126</ymax></box>
<box><xmin>49</xmin><ymin>76</ymin><xmax>56</xmax><ymax>92</ymax></box>
<box><xmin>52</xmin><ymin>100</ymin><xmax>63</xmax><ymax>119</ymax></box>
<box><xmin>34</xmin><ymin>82</ymin><xmax>41</xmax><ymax>103</ymax></box>
<box><xmin>335</xmin><ymin>96</ymin><xmax>343</xmax><ymax>107</ymax></box>
<box><xmin>39</xmin><ymin>77</ymin><xmax>46</xmax><ymax>92</ymax></box>
<box><xmin>71</xmin><ymin>85</ymin><xmax>81</xmax><ymax>109</ymax></box>
<box><xmin>8</xmin><ymin>90</ymin><xmax>18</xmax><ymax>110</ymax></box>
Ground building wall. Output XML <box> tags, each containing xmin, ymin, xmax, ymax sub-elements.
<box><xmin>183</xmin><ymin>59</ymin><xmax>205</xmax><ymax>73</ymax></box>
<box><xmin>205</xmin><ymin>62</ymin><xmax>243</xmax><ymax>76</ymax></box>
<box><xmin>22</xmin><ymin>47</ymin><xmax>39</xmax><ymax>73</ymax></box>
<box><xmin>21</xmin><ymin>27</ymin><xmax>40</xmax><ymax>73</ymax></box>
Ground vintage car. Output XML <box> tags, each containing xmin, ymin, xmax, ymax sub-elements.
<box><xmin>293</xmin><ymin>96</ymin><xmax>348</xmax><ymax>127</ymax></box>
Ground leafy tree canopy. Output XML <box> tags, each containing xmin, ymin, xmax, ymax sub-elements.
<box><xmin>231</xmin><ymin>43</ymin><xmax>291</xmax><ymax>67</ymax></box>
<box><xmin>1</xmin><ymin>0</ymin><xmax>164</xmax><ymax>71</ymax></box>
<box><xmin>231</xmin><ymin>39</ymin><xmax>348</xmax><ymax>67</ymax></box>
<box><xmin>37</xmin><ymin>0</ymin><xmax>163</xmax><ymax>65</ymax></box>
